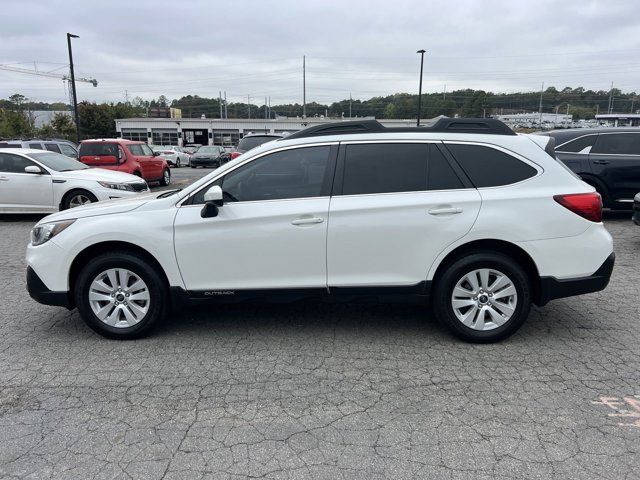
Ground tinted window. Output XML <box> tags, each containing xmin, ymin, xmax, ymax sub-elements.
<box><xmin>79</xmin><ymin>143</ymin><xmax>118</xmax><ymax>156</ymax></box>
<box><xmin>0</xmin><ymin>143</ymin><xmax>21</xmax><ymax>148</ymax></box>
<box><xmin>59</xmin><ymin>143</ymin><xmax>77</xmax><ymax>157</ymax></box>
<box><xmin>428</xmin><ymin>145</ymin><xmax>464</xmax><ymax>190</ymax></box>
<box><xmin>29</xmin><ymin>143</ymin><xmax>43</xmax><ymax>150</ymax></box>
<box><xmin>342</xmin><ymin>144</ymin><xmax>428</xmax><ymax>195</ymax></box>
<box><xmin>44</xmin><ymin>143</ymin><xmax>62</xmax><ymax>153</ymax></box>
<box><xmin>446</xmin><ymin>144</ymin><xmax>537</xmax><ymax>188</ymax></box>
<box><xmin>237</xmin><ymin>135</ymin><xmax>280</xmax><ymax>152</ymax></box>
<box><xmin>592</xmin><ymin>133</ymin><xmax>640</xmax><ymax>155</ymax></box>
<box><xmin>196</xmin><ymin>146</ymin><xmax>330</xmax><ymax>203</ymax></box>
<box><xmin>0</xmin><ymin>153</ymin><xmax>37</xmax><ymax>173</ymax></box>
<box><xmin>556</xmin><ymin>135</ymin><xmax>597</xmax><ymax>153</ymax></box>
<box><xmin>128</xmin><ymin>144</ymin><xmax>144</xmax><ymax>156</ymax></box>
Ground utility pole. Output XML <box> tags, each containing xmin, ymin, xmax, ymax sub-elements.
<box><xmin>265</xmin><ymin>96</ymin><xmax>267</xmax><ymax>119</ymax></box>
<box><xmin>538</xmin><ymin>81</ymin><xmax>544</xmax><ymax>126</ymax></box>
<box><xmin>268</xmin><ymin>96</ymin><xmax>271</xmax><ymax>119</ymax></box>
<box><xmin>567</xmin><ymin>103</ymin><xmax>570</xmax><ymax>115</ymax></box>
<box><xmin>219</xmin><ymin>91</ymin><xmax>223</xmax><ymax>119</ymax></box>
<box><xmin>416</xmin><ymin>49</ymin><xmax>426</xmax><ymax>126</ymax></box>
<box><xmin>224</xmin><ymin>91</ymin><xmax>228</xmax><ymax>119</ymax></box>
<box><xmin>302</xmin><ymin>55</ymin><xmax>306</xmax><ymax>118</ymax></box>
<box><xmin>349</xmin><ymin>92</ymin><xmax>352</xmax><ymax>119</ymax></box>
<box><xmin>608</xmin><ymin>82</ymin><xmax>614</xmax><ymax>113</ymax></box>
<box><xmin>443</xmin><ymin>84</ymin><xmax>446</xmax><ymax>100</ymax></box>
<box><xmin>67</xmin><ymin>33</ymin><xmax>81</xmax><ymax>143</ymax></box>
<box><xmin>631</xmin><ymin>96</ymin><xmax>635</xmax><ymax>114</ymax></box>
<box><xmin>125</xmin><ymin>90</ymin><xmax>129</xmax><ymax>104</ymax></box>
<box><xmin>247</xmin><ymin>94</ymin><xmax>251</xmax><ymax>119</ymax></box>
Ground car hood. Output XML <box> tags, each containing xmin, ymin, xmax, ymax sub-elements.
<box><xmin>55</xmin><ymin>168</ymin><xmax>143</xmax><ymax>183</ymax></box>
<box><xmin>36</xmin><ymin>191</ymin><xmax>162</xmax><ymax>224</ymax></box>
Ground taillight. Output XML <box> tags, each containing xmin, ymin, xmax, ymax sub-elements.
<box><xmin>553</xmin><ymin>192</ymin><xmax>602</xmax><ymax>222</ymax></box>
<box><xmin>162</xmin><ymin>151</ymin><xmax>172</xmax><ymax>155</ymax></box>
<box><xmin>230</xmin><ymin>152</ymin><xmax>241</xmax><ymax>159</ymax></box>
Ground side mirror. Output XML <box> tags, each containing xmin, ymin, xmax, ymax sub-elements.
<box><xmin>153</xmin><ymin>151</ymin><xmax>160</xmax><ymax>156</ymax></box>
<box><xmin>25</xmin><ymin>165</ymin><xmax>42</xmax><ymax>174</ymax></box>
<box><xmin>200</xmin><ymin>185</ymin><xmax>224</xmax><ymax>218</ymax></box>
<box><xmin>203</xmin><ymin>185</ymin><xmax>223</xmax><ymax>206</ymax></box>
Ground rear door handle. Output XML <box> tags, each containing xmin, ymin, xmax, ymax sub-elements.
<box><xmin>428</xmin><ymin>207</ymin><xmax>463</xmax><ymax>215</ymax></box>
<box><xmin>593</xmin><ymin>160</ymin><xmax>609</xmax><ymax>165</ymax></box>
<box><xmin>291</xmin><ymin>217</ymin><xmax>324</xmax><ymax>226</ymax></box>
<box><xmin>0</xmin><ymin>176</ymin><xmax>8</xmax><ymax>181</ymax></box>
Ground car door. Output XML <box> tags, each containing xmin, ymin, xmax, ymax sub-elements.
<box><xmin>589</xmin><ymin>132</ymin><xmax>640</xmax><ymax>203</ymax></box>
<box><xmin>174</xmin><ymin>144</ymin><xmax>337</xmax><ymax>291</ymax></box>
<box><xmin>0</xmin><ymin>152</ymin><xmax>53</xmax><ymax>212</ymax></box>
<box><xmin>327</xmin><ymin>142</ymin><xmax>481</xmax><ymax>289</ymax></box>
<box><xmin>127</xmin><ymin>144</ymin><xmax>153</xmax><ymax>178</ymax></box>
<box><xmin>141</xmin><ymin>143</ymin><xmax>164</xmax><ymax>178</ymax></box>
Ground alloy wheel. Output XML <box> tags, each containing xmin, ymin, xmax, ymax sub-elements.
<box><xmin>451</xmin><ymin>268</ymin><xmax>517</xmax><ymax>331</ymax></box>
<box><xmin>68</xmin><ymin>194</ymin><xmax>93</xmax><ymax>208</ymax></box>
<box><xmin>88</xmin><ymin>268</ymin><xmax>150</xmax><ymax>328</ymax></box>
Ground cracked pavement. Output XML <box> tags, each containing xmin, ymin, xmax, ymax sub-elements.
<box><xmin>0</xmin><ymin>212</ymin><xmax>639</xmax><ymax>479</ymax></box>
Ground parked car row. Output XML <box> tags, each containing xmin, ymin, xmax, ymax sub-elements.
<box><xmin>0</xmin><ymin>138</ymin><xmax>78</xmax><ymax>158</ymax></box>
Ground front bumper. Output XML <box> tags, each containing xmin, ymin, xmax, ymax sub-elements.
<box><xmin>191</xmin><ymin>157</ymin><xmax>220</xmax><ymax>167</ymax></box>
<box><xmin>537</xmin><ymin>252</ymin><xmax>615</xmax><ymax>306</ymax></box>
<box><xmin>26</xmin><ymin>266</ymin><xmax>73</xmax><ymax>309</ymax></box>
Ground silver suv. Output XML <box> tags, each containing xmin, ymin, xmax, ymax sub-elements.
<box><xmin>0</xmin><ymin>139</ymin><xmax>78</xmax><ymax>158</ymax></box>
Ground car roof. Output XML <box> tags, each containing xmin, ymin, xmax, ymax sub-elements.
<box><xmin>543</xmin><ymin>127</ymin><xmax>640</xmax><ymax>144</ymax></box>
<box><xmin>80</xmin><ymin>138</ymin><xmax>145</xmax><ymax>144</ymax></box>
<box><xmin>0</xmin><ymin>148</ymin><xmax>46</xmax><ymax>154</ymax></box>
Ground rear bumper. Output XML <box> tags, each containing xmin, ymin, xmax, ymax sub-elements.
<box><xmin>537</xmin><ymin>252</ymin><xmax>614</xmax><ymax>306</ymax></box>
<box><xmin>26</xmin><ymin>267</ymin><xmax>73</xmax><ymax>309</ymax></box>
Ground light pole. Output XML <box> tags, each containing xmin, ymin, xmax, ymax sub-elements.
<box><xmin>67</xmin><ymin>33</ymin><xmax>80</xmax><ymax>143</ymax></box>
<box><xmin>416</xmin><ymin>49</ymin><xmax>426</xmax><ymax>126</ymax></box>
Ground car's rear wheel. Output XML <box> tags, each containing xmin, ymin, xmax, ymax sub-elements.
<box><xmin>433</xmin><ymin>252</ymin><xmax>531</xmax><ymax>343</ymax></box>
<box><xmin>159</xmin><ymin>168</ymin><xmax>171</xmax><ymax>186</ymax></box>
<box><xmin>74</xmin><ymin>251</ymin><xmax>167</xmax><ymax>339</ymax></box>
<box><xmin>62</xmin><ymin>189</ymin><xmax>98</xmax><ymax>210</ymax></box>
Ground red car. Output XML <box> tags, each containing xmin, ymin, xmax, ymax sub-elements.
<box><xmin>78</xmin><ymin>139</ymin><xmax>171</xmax><ymax>186</ymax></box>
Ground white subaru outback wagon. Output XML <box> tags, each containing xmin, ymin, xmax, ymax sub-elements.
<box><xmin>26</xmin><ymin>118</ymin><xmax>614</xmax><ymax>342</ymax></box>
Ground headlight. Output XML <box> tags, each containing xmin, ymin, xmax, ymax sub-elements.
<box><xmin>31</xmin><ymin>220</ymin><xmax>76</xmax><ymax>246</ymax></box>
<box><xmin>98</xmin><ymin>181</ymin><xmax>135</xmax><ymax>191</ymax></box>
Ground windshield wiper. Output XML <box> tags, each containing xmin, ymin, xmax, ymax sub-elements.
<box><xmin>157</xmin><ymin>188</ymin><xmax>183</xmax><ymax>198</ymax></box>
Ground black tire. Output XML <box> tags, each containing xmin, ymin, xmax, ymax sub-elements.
<box><xmin>74</xmin><ymin>251</ymin><xmax>168</xmax><ymax>340</ymax></box>
<box><xmin>133</xmin><ymin>171</ymin><xmax>142</xmax><ymax>178</ymax></box>
<box><xmin>433</xmin><ymin>251</ymin><xmax>531</xmax><ymax>343</ymax></box>
<box><xmin>61</xmin><ymin>189</ymin><xmax>98</xmax><ymax>210</ymax></box>
<box><xmin>159</xmin><ymin>168</ymin><xmax>171</xmax><ymax>186</ymax></box>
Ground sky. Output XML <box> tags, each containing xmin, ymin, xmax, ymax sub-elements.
<box><xmin>0</xmin><ymin>0</ymin><xmax>639</xmax><ymax>107</ymax></box>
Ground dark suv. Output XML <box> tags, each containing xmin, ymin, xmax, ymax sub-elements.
<box><xmin>543</xmin><ymin>128</ymin><xmax>640</xmax><ymax>209</ymax></box>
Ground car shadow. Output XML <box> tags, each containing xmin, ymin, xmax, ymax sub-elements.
<box><xmin>0</xmin><ymin>214</ymin><xmax>48</xmax><ymax>223</ymax></box>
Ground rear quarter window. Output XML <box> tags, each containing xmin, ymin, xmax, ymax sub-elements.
<box><xmin>445</xmin><ymin>143</ymin><xmax>537</xmax><ymax>188</ymax></box>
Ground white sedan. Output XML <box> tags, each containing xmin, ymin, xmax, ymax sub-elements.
<box><xmin>151</xmin><ymin>146</ymin><xmax>190</xmax><ymax>167</ymax></box>
<box><xmin>0</xmin><ymin>149</ymin><xmax>149</xmax><ymax>213</ymax></box>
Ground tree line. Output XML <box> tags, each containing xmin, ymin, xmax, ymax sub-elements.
<box><xmin>1</xmin><ymin>86</ymin><xmax>638</xmax><ymax>140</ymax></box>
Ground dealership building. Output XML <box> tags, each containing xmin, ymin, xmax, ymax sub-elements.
<box><xmin>115</xmin><ymin>117</ymin><xmax>421</xmax><ymax>147</ymax></box>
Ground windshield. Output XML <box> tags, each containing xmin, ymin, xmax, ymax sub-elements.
<box><xmin>27</xmin><ymin>151</ymin><xmax>89</xmax><ymax>171</ymax></box>
<box><xmin>196</xmin><ymin>146</ymin><xmax>219</xmax><ymax>154</ymax></box>
<box><xmin>238</xmin><ymin>135</ymin><xmax>280</xmax><ymax>152</ymax></box>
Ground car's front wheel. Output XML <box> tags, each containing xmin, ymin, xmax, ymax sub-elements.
<box><xmin>159</xmin><ymin>168</ymin><xmax>171</xmax><ymax>186</ymax></box>
<box><xmin>74</xmin><ymin>251</ymin><xmax>168</xmax><ymax>339</ymax></box>
<box><xmin>62</xmin><ymin>189</ymin><xmax>98</xmax><ymax>210</ymax></box>
<box><xmin>433</xmin><ymin>252</ymin><xmax>531</xmax><ymax>343</ymax></box>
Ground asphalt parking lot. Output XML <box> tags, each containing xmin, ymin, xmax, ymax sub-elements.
<box><xmin>1</xmin><ymin>185</ymin><xmax>639</xmax><ymax>478</ymax></box>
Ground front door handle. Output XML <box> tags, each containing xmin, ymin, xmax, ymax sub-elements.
<box><xmin>592</xmin><ymin>160</ymin><xmax>609</xmax><ymax>165</ymax></box>
<box><xmin>0</xmin><ymin>176</ymin><xmax>8</xmax><ymax>181</ymax></box>
<box><xmin>291</xmin><ymin>216</ymin><xmax>324</xmax><ymax>226</ymax></box>
<box><xmin>428</xmin><ymin>207</ymin><xmax>463</xmax><ymax>215</ymax></box>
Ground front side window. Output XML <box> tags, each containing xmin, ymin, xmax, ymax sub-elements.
<box><xmin>140</xmin><ymin>144</ymin><xmax>154</xmax><ymax>156</ymax></box>
<box><xmin>193</xmin><ymin>146</ymin><xmax>331</xmax><ymax>204</ymax></box>
<box><xmin>0</xmin><ymin>153</ymin><xmax>37</xmax><ymax>173</ymax></box>
<box><xmin>445</xmin><ymin>144</ymin><xmax>538</xmax><ymax>188</ymax></box>
<box><xmin>556</xmin><ymin>135</ymin><xmax>597</xmax><ymax>153</ymax></box>
<box><xmin>592</xmin><ymin>133</ymin><xmax>640</xmax><ymax>155</ymax></box>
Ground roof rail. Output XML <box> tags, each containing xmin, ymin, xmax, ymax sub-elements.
<box><xmin>283</xmin><ymin>117</ymin><xmax>515</xmax><ymax>140</ymax></box>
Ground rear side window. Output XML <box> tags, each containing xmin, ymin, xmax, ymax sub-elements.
<box><xmin>556</xmin><ymin>135</ymin><xmax>597</xmax><ymax>153</ymax></box>
<box><xmin>445</xmin><ymin>144</ymin><xmax>537</xmax><ymax>188</ymax></box>
<box><xmin>0</xmin><ymin>143</ymin><xmax>21</xmax><ymax>148</ymax></box>
<box><xmin>44</xmin><ymin>143</ymin><xmax>62</xmax><ymax>153</ymax></box>
<box><xmin>29</xmin><ymin>143</ymin><xmax>43</xmax><ymax>150</ymax></box>
<box><xmin>592</xmin><ymin>133</ymin><xmax>640</xmax><ymax>155</ymax></box>
<box><xmin>342</xmin><ymin>144</ymin><xmax>428</xmax><ymax>195</ymax></box>
<box><xmin>79</xmin><ymin>143</ymin><xmax>118</xmax><ymax>156</ymax></box>
<box><xmin>341</xmin><ymin>143</ymin><xmax>463</xmax><ymax>195</ymax></box>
